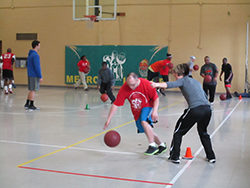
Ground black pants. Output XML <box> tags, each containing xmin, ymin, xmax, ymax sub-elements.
<box><xmin>161</xmin><ymin>75</ymin><xmax>169</xmax><ymax>82</ymax></box>
<box><xmin>100</xmin><ymin>82</ymin><xmax>116</xmax><ymax>103</ymax></box>
<box><xmin>147</xmin><ymin>69</ymin><xmax>159</xmax><ymax>81</ymax></box>
<box><xmin>169</xmin><ymin>105</ymin><xmax>215</xmax><ymax>160</ymax></box>
<box><xmin>203</xmin><ymin>84</ymin><xmax>216</xmax><ymax>103</ymax></box>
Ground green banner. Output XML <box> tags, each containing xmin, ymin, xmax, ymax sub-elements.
<box><xmin>65</xmin><ymin>45</ymin><xmax>168</xmax><ymax>86</ymax></box>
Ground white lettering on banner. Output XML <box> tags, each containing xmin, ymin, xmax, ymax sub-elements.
<box><xmin>103</xmin><ymin>50</ymin><xmax>126</xmax><ymax>81</ymax></box>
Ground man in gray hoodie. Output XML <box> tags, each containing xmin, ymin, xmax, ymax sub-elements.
<box><xmin>97</xmin><ymin>62</ymin><xmax>116</xmax><ymax>104</ymax></box>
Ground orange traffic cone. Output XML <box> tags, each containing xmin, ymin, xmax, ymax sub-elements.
<box><xmin>182</xmin><ymin>147</ymin><xmax>194</xmax><ymax>160</ymax></box>
<box><xmin>239</xmin><ymin>95</ymin><xmax>242</xmax><ymax>100</ymax></box>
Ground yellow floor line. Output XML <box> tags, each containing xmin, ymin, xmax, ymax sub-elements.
<box><xmin>17</xmin><ymin>100</ymin><xmax>184</xmax><ymax>167</ymax></box>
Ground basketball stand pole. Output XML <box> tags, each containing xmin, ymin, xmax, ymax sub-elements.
<box><xmin>235</xmin><ymin>21</ymin><xmax>250</xmax><ymax>98</ymax></box>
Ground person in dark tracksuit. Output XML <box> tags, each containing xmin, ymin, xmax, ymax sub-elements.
<box><xmin>97</xmin><ymin>62</ymin><xmax>116</xmax><ymax>104</ymax></box>
<box><xmin>151</xmin><ymin>63</ymin><xmax>216</xmax><ymax>164</ymax></box>
<box><xmin>219</xmin><ymin>58</ymin><xmax>233</xmax><ymax>99</ymax></box>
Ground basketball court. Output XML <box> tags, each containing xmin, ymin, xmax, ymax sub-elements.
<box><xmin>1</xmin><ymin>0</ymin><xmax>250</xmax><ymax>187</ymax></box>
<box><xmin>0</xmin><ymin>87</ymin><xmax>249</xmax><ymax>188</ymax></box>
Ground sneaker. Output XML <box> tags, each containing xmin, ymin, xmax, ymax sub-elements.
<box><xmin>206</xmin><ymin>158</ymin><xmax>216</xmax><ymax>163</ymax></box>
<box><xmin>4</xmin><ymin>90</ymin><xmax>8</xmax><ymax>95</ymax></box>
<box><xmin>84</xmin><ymin>88</ymin><xmax>89</xmax><ymax>91</ymax></box>
<box><xmin>168</xmin><ymin>156</ymin><xmax>180</xmax><ymax>164</ymax></box>
<box><xmin>160</xmin><ymin>89</ymin><xmax>166</xmax><ymax>96</ymax></box>
<box><xmin>8</xmin><ymin>90</ymin><xmax>13</xmax><ymax>94</ymax></box>
<box><xmin>155</xmin><ymin>143</ymin><xmax>167</xmax><ymax>155</ymax></box>
<box><xmin>24</xmin><ymin>104</ymin><xmax>29</xmax><ymax>108</ymax></box>
<box><xmin>144</xmin><ymin>146</ymin><xmax>159</xmax><ymax>155</ymax></box>
<box><xmin>28</xmin><ymin>106</ymin><xmax>40</xmax><ymax>110</ymax></box>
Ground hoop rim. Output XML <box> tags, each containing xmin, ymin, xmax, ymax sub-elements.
<box><xmin>84</xmin><ymin>15</ymin><xmax>98</xmax><ymax>22</ymax></box>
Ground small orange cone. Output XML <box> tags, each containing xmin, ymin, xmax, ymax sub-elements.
<box><xmin>239</xmin><ymin>95</ymin><xmax>242</xmax><ymax>100</ymax></box>
<box><xmin>182</xmin><ymin>147</ymin><xmax>194</xmax><ymax>160</ymax></box>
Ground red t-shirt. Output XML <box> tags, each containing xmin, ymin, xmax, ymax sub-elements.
<box><xmin>149</xmin><ymin>60</ymin><xmax>165</xmax><ymax>73</ymax></box>
<box><xmin>114</xmin><ymin>78</ymin><xmax>158</xmax><ymax>120</ymax></box>
<box><xmin>160</xmin><ymin>59</ymin><xmax>171</xmax><ymax>75</ymax></box>
<box><xmin>1</xmin><ymin>53</ymin><xmax>15</xmax><ymax>70</ymax></box>
<box><xmin>77</xmin><ymin>60</ymin><xmax>90</xmax><ymax>72</ymax></box>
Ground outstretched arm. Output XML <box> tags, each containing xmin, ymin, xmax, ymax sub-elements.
<box><xmin>103</xmin><ymin>104</ymin><xmax>119</xmax><ymax>130</ymax></box>
<box><xmin>150</xmin><ymin>81</ymin><xmax>167</xmax><ymax>89</ymax></box>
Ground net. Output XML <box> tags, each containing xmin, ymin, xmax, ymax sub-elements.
<box><xmin>84</xmin><ymin>15</ymin><xmax>97</xmax><ymax>29</ymax></box>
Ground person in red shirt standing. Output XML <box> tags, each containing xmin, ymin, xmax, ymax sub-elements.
<box><xmin>0</xmin><ymin>48</ymin><xmax>16</xmax><ymax>94</ymax></box>
<box><xmin>74</xmin><ymin>55</ymin><xmax>90</xmax><ymax>91</ymax></box>
<box><xmin>103</xmin><ymin>72</ymin><xmax>167</xmax><ymax>155</ymax></box>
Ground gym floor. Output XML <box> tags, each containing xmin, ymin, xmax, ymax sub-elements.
<box><xmin>0</xmin><ymin>86</ymin><xmax>249</xmax><ymax>188</ymax></box>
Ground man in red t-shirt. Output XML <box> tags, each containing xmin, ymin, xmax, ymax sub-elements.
<box><xmin>0</xmin><ymin>48</ymin><xmax>16</xmax><ymax>94</ymax></box>
<box><xmin>74</xmin><ymin>55</ymin><xmax>90</xmax><ymax>91</ymax></box>
<box><xmin>103</xmin><ymin>72</ymin><xmax>167</xmax><ymax>155</ymax></box>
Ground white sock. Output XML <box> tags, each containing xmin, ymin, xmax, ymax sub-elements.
<box><xmin>1</xmin><ymin>80</ymin><xmax>3</xmax><ymax>87</ymax></box>
<box><xmin>149</xmin><ymin>142</ymin><xmax>156</xmax><ymax>147</ymax></box>
<box><xmin>159</xmin><ymin>142</ymin><xmax>165</xmax><ymax>147</ymax></box>
<box><xmin>9</xmin><ymin>84</ymin><xmax>12</xmax><ymax>89</ymax></box>
<box><xmin>4</xmin><ymin>86</ymin><xmax>8</xmax><ymax>91</ymax></box>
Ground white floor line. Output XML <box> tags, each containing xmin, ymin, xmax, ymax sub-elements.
<box><xmin>0</xmin><ymin>103</ymin><xmax>111</xmax><ymax>115</ymax></box>
<box><xmin>165</xmin><ymin>100</ymin><xmax>242</xmax><ymax>188</ymax></box>
<box><xmin>0</xmin><ymin>139</ymin><xmax>139</xmax><ymax>155</ymax></box>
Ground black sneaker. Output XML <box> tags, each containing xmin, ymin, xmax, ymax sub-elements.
<box><xmin>155</xmin><ymin>143</ymin><xmax>167</xmax><ymax>155</ymax></box>
<box><xmin>144</xmin><ymin>146</ymin><xmax>159</xmax><ymax>155</ymax></box>
<box><xmin>160</xmin><ymin>89</ymin><xmax>166</xmax><ymax>96</ymax></box>
<box><xmin>168</xmin><ymin>156</ymin><xmax>180</xmax><ymax>164</ymax></box>
<box><xmin>24</xmin><ymin>104</ymin><xmax>29</xmax><ymax>108</ymax></box>
<box><xmin>28</xmin><ymin>106</ymin><xmax>40</xmax><ymax>110</ymax></box>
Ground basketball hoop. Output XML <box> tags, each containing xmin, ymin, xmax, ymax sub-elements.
<box><xmin>84</xmin><ymin>15</ymin><xmax>97</xmax><ymax>29</ymax></box>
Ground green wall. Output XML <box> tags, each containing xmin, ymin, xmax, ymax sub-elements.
<box><xmin>65</xmin><ymin>45</ymin><xmax>168</xmax><ymax>86</ymax></box>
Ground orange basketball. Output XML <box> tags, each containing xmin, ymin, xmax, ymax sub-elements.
<box><xmin>204</xmin><ymin>75</ymin><xmax>212</xmax><ymax>83</ymax></box>
<box><xmin>168</xmin><ymin>63</ymin><xmax>174</xmax><ymax>69</ymax></box>
<box><xmin>100</xmin><ymin>93</ymin><xmax>109</xmax><ymax>102</ymax></box>
<box><xmin>139</xmin><ymin>59</ymin><xmax>149</xmax><ymax>71</ymax></box>
<box><xmin>220</xmin><ymin>94</ymin><xmax>227</xmax><ymax>101</ymax></box>
<box><xmin>104</xmin><ymin>130</ymin><xmax>121</xmax><ymax>147</ymax></box>
<box><xmin>83</xmin><ymin>67</ymin><xmax>90</xmax><ymax>74</ymax></box>
<box><xmin>193</xmin><ymin>64</ymin><xmax>199</xmax><ymax>71</ymax></box>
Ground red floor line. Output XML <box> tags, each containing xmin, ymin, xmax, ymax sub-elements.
<box><xmin>19</xmin><ymin>166</ymin><xmax>173</xmax><ymax>186</ymax></box>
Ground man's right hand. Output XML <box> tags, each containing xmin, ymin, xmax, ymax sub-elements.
<box><xmin>97</xmin><ymin>85</ymin><xmax>100</xmax><ymax>89</ymax></box>
<box><xmin>103</xmin><ymin>119</ymin><xmax>110</xmax><ymax>130</ymax></box>
<box><xmin>39</xmin><ymin>78</ymin><xmax>43</xmax><ymax>83</ymax></box>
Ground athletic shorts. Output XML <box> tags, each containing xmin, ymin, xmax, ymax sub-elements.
<box><xmin>147</xmin><ymin>69</ymin><xmax>159</xmax><ymax>81</ymax></box>
<box><xmin>225</xmin><ymin>75</ymin><xmax>233</xmax><ymax>88</ymax></box>
<box><xmin>28</xmin><ymin>77</ymin><xmax>40</xmax><ymax>91</ymax></box>
<box><xmin>3</xmin><ymin>69</ymin><xmax>14</xmax><ymax>80</ymax></box>
<box><xmin>135</xmin><ymin>107</ymin><xmax>154</xmax><ymax>133</ymax></box>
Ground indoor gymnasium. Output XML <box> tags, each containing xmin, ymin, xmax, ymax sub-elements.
<box><xmin>0</xmin><ymin>0</ymin><xmax>250</xmax><ymax>187</ymax></box>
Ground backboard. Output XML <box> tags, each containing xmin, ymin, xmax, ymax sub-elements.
<box><xmin>73</xmin><ymin>0</ymin><xmax>117</xmax><ymax>21</ymax></box>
